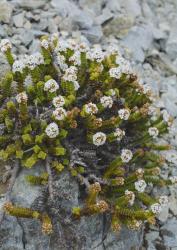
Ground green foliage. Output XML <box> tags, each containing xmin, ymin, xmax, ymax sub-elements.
<box><xmin>0</xmin><ymin>35</ymin><xmax>175</xmax><ymax>234</ymax></box>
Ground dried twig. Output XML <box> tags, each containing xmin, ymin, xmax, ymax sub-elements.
<box><xmin>0</xmin><ymin>160</ymin><xmax>20</xmax><ymax>225</ymax></box>
<box><xmin>45</xmin><ymin>157</ymin><xmax>54</xmax><ymax>200</ymax></box>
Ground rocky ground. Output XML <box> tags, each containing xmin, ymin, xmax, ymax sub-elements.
<box><xmin>1</xmin><ymin>0</ymin><xmax>177</xmax><ymax>249</ymax></box>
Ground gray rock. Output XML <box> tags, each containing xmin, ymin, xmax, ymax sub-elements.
<box><xmin>106</xmin><ymin>0</ymin><xmax>121</xmax><ymax>13</ymax></box>
<box><xmin>119</xmin><ymin>0</ymin><xmax>142</xmax><ymax>19</ymax></box>
<box><xmin>0</xmin><ymin>167</ymin><xmax>143</xmax><ymax>250</ymax></box>
<box><xmin>169</xmin><ymin>195</ymin><xmax>177</xmax><ymax>215</ymax></box>
<box><xmin>166</xmin><ymin>24</ymin><xmax>177</xmax><ymax>60</ymax></box>
<box><xmin>13</xmin><ymin>12</ymin><xmax>25</xmax><ymax>28</ymax></box>
<box><xmin>79</xmin><ymin>0</ymin><xmax>104</xmax><ymax>16</ymax></box>
<box><xmin>71</xmin><ymin>11</ymin><xmax>94</xmax><ymax>29</ymax></box>
<box><xmin>0</xmin><ymin>0</ymin><xmax>13</xmax><ymax>23</ymax></box>
<box><xmin>0</xmin><ymin>26</ymin><xmax>6</xmax><ymax>37</ymax></box>
<box><xmin>19</xmin><ymin>29</ymin><xmax>34</xmax><ymax>46</ymax></box>
<box><xmin>96</xmin><ymin>8</ymin><xmax>114</xmax><ymax>25</ymax></box>
<box><xmin>0</xmin><ymin>55</ymin><xmax>10</xmax><ymax>79</ymax></box>
<box><xmin>157</xmin><ymin>205</ymin><xmax>169</xmax><ymax>222</ymax></box>
<box><xmin>15</xmin><ymin>0</ymin><xmax>49</xmax><ymax>9</ymax></box>
<box><xmin>51</xmin><ymin>0</ymin><xmax>80</xmax><ymax>17</ymax></box>
<box><xmin>161</xmin><ymin>217</ymin><xmax>177</xmax><ymax>248</ymax></box>
<box><xmin>121</xmin><ymin>25</ymin><xmax>154</xmax><ymax>62</ymax></box>
<box><xmin>103</xmin><ymin>15</ymin><xmax>134</xmax><ymax>38</ymax></box>
<box><xmin>82</xmin><ymin>26</ymin><xmax>103</xmax><ymax>43</ymax></box>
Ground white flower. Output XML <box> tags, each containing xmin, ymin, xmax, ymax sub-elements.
<box><xmin>12</xmin><ymin>60</ymin><xmax>26</xmax><ymax>73</ymax></box>
<box><xmin>169</xmin><ymin>176</ymin><xmax>177</xmax><ymax>184</ymax></box>
<box><xmin>121</xmin><ymin>149</ymin><xmax>133</xmax><ymax>163</ymax></box>
<box><xmin>79</xmin><ymin>42</ymin><xmax>89</xmax><ymax>52</ymax></box>
<box><xmin>16</xmin><ymin>92</ymin><xmax>28</xmax><ymax>103</ymax></box>
<box><xmin>148</xmin><ymin>127</ymin><xmax>159</xmax><ymax>138</ymax></box>
<box><xmin>107</xmin><ymin>44</ymin><xmax>121</xmax><ymax>55</ymax></box>
<box><xmin>56</xmin><ymin>39</ymin><xmax>68</xmax><ymax>52</ymax></box>
<box><xmin>63</xmin><ymin>66</ymin><xmax>78</xmax><ymax>82</ymax></box>
<box><xmin>56</xmin><ymin>54</ymin><xmax>68</xmax><ymax>71</ymax></box>
<box><xmin>86</xmin><ymin>46</ymin><xmax>105</xmax><ymax>63</ymax></box>
<box><xmin>136</xmin><ymin>168</ymin><xmax>144</xmax><ymax>179</ymax></box>
<box><xmin>109</xmin><ymin>67</ymin><xmax>122</xmax><ymax>79</ymax></box>
<box><xmin>100</xmin><ymin>96</ymin><xmax>113</xmax><ymax>108</ymax></box>
<box><xmin>44</xmin><ymin>79</ymin><xmax>59</xmax><ymax>93</ymax></box>
<box><xmin>114</xmin><ymin>128</ymin><xmax>125</xmax><ymax>141</ymax></box>
<box><xmin>159</xmin><ymin>196</ymin><xmax>168</xmax><ymax>206</ymax></box>
<box><xmin>0</xmin><ymin>39</ymin><xmax>12</xmax><ymax>53</ymax></box>
<box><xmin>41</xmin><ymin>39</ymin><xmax>49</xmax><ymax>49</ymax></box>
<box><xmin>45</xmin><ymin>122</ymin><xmax>59</xmax><ymax>138</ymax></box>
<box><xmin>85</xmin><ymin>103</ymin><xmax>98</xmax><ymax>115</ymax></box>
<box><xmin>161</xmin><ymin>109</ymin><xmax>171</xmax><ymax>124</ymax></box>
<box><xmin>115</xmin><ymin>56</ymin><xmax>133</xmax><ymax>75</ymax></box>
<box><xmin>26</xmin><ymin>53</ymin><xmax>44</xmax><ymax>70</ymax></box>
<box><xmin>151</xmin><ymin>203</ymin><xmax>162</xmax><ymax>214</ymax></box>
<box><xmin>109</xmin><ymin>89</ymin><xmax>116</xmax><ymax>96</ymax></box>
<box><xmin>135</xmin><ymin>180</ymin><xmax>147</xmax><ymax>193</ymax></box>
<box><xmin>73</xmin><ymin>80</ymin><xmax>80</xmax><ymax>91</ymax></box>
<box><xmin>69</xmin><ymin>51</ymin><xmax>81</xmax><ymax>66</ymax></box>
<box><xmin>128</xmin><ymin>220</ymin><xmax>142</xmax><ymax>230</ymax></box>
<box><xmin>52</xmin><ymin>96</ymin><xmax>65</xmax><ymax>108</ymax></box>
<box><xmin>67</xmin><ymin>39</ymin><xmax>78</xmax><ymax>50</ymax></box>
<box><xmin>143</xmin><ymin>85</ymin><xmax>151</xmax><ymax>95</ymax></box>
<box><xmin>125</xmin><ymin>190</ymin><xmax>135</xmax><ymax>206</ymax></box>
<box><xmin>93</xmin><ymin>132</ymin><xmax>106</xmax><ymax>146</ymax></box>
<box><xmin>53</xmin><ymin>107</ymin><xmax>67</xmax><ymax>121</ymax></box>
<box><xmin>118</xmin><ymin>109</ymin><xmax>130</xmax><ymax>120</ymax></box>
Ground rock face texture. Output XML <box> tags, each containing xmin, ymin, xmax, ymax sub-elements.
<box><xmin>1</xmin><ymin>0</ymin><xmax>177</xmax><ymax>249</ymax></box>
<box><xmin>0</xmin><ymin>169</ymin><xmax>143</xmax><ymax>250</ymax></box>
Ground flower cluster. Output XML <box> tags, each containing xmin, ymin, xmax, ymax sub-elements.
<box><xmin>0</xmin><ymin>34</ymin><xmax>174</xmax><ymax>234</ymax></box>
<box><xmin>0</xmin><ymin>39</ymin><xmax>12</xmax><ymax>53</ymax></box>
<box><xmin>16</xmin><ymin>92</ymin><xmax>28</xmax><ymax>104</ymax></box>
<box><xmin>121</xmin><ymin>149</ymin><xmax>133</xmax><ymax>163</ymax></box>
<box><xmin>93</xmin><ymin>132</ymin><xmax>106</xmax><ymax>146</ymax></box>
<box><xmin>45</xmin><ymin>123</ymin><xmax>59</xmax><ymax>138</ymax></box>
<box><xmin>44</xmin><ymin>79</ymin><xmax>59</xmax><ymax>93</ymax></box>
<box><xmin>135</xmin><ymin>180</ymin><xmax>147</xmax><ymax>193</ymax></box>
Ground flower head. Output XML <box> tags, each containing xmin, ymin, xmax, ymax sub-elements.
<box><xmin>125</xmin><ymin>190</ymin><xmax>135</xmax><ymax>206</ymax></box>
<box><xmin>0</xmin><ymin>39</ymin><xmax>12</xmax><ymax>53</ymax></box>
<box><xmin>86</xmin><ymin>46</ymin><xmax>105</xmax><ymax>63</ymax></box>
<box><xmin>26</xmin><ymin>53</ymin><xmax>44</xmax><ymax>70</ymax></box>
<box><xmin>109</xmin><ymin>67</ymin><xmax>122</xmax><ymax>79</ymax></box>
<box><xmin>69</xmin><ymin>51</ymin><xmax>81</xmax><ymax>66</ymax></box>
<box><xmin>45</xmin><ymin>123</ymin><xmax>59</xmax><ymax>138</ymax></box>
<box><xmin>100</xmin><ymin>96</ymin><xmax>113</xmax><ymax>108</ymax></box>
<box><xmin>169</xmin><ymin>176</ymin><xmax>177</xmax><ymax>184</ymax></box>
<box><xmin>41</xmin><ymin>39</ymin><xmax>49</xmax><ymax>50</ymax></box>
<box><xmin>114</xmin><ymin>128</ymin><xmax>125</xmax><ymax>141</ymax></box>
<box><xmin>85</xmin><ymin>103</ymin><xmax>98</xmax><ymax>115</ymax></box>
<box><xmin>93</xmin><ymin>132</ymin><xmax>106</xmax><ymax>146</ymax></box>
<box><xmin>16</xmin><ymin>92</ymin><xmax>28</xmax><ymax>104</ymax></box>
<box><xmin>63</xmin><ymin>66</ymin><xmax>77</xmax><ymax>82</ymax></box>
<box><xmin>53</xmin><ymin>107</ymin><xmax>67</xmax><ymax>121</ymax></box>
<box><xmin>52</xmin><ymin>96</ymin><xmax>65</xmax><ymax>108</ymax></box>
<box><xmin>151</xmin><ymin>203</ymin><xmax>162</xmax><ymax>214</ymax></box>
<box><xmin>148</xmin><ymin>127</ymin><xmax>159</xmax><ymax>138</ymax></box>
<box><xmin>56</xmin><ymin>53</ymin><xmax>68</xmax><ymax>71</ymax></box>
<box><xmin>135</xmin><ymin>180</ymin><xmax>147</xmax><ymax>193</ymax></box>
<box><xmin>121</xmin><ymin>149</ymin><xmax>133</xmax><ymax>163</ymax></box>
<box><xmin>44</xmin><ymin>79</ymin><xmax>59</xmax><ymax>93</ymax></box>
<box><xmin>118</xmin><ymin>109</ymin><xmax>130</xmax><ymax>120</ymax></box>
<box><xmin>12</xmin><ymin>60</ymin><xmax>26</xmax><ymax>73</ymax></box>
